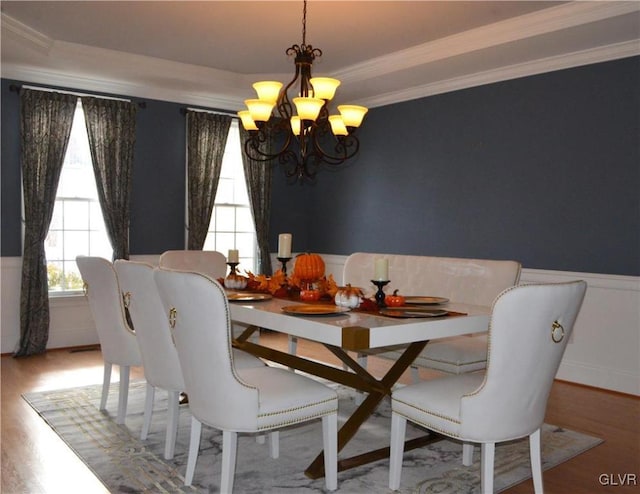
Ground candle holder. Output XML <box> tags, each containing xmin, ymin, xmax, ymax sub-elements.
<box><xmin>371</xmin><ymin>280</ymin><xmax>390</xmax><ymax>307</ymax></box>
<box><xmin>227</xmin><ymin>262</ymin><xmax>239</xmax><ymax>275</ymax></box>
<box><xmin>276</xmin><ymin>257</ymin><xmax>292</xmax><ymax>276</ymax></box>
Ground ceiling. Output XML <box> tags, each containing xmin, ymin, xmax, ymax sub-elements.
<box><xmin>2</xmin><ymin>1</ymin><xmax>639</xmax><ymax>110</ymax></box>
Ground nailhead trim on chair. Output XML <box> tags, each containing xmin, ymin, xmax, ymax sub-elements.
<box><xmin>257</xmin><ymin>404</ymin><xmax>339</xmax><ymax>431</ymax></box>
<box><xmin>393</xmin><ymin>398</ymin><xmax>461</xmax><ymax>426</ymax></box>
<box><xmin>394</xmin><ymin>410</ymin><xmax>462</xmax><ymax>439</ymax></box>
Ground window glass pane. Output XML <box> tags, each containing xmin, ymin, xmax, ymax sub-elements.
<box><xmin>45</xmin><ymin>231</ymin><xmax>63</xmax><ymax>260</ymax></box>
<box><xmin>50</xmin><ymin>202</ymin><xmax>63</xmax><ymax>229</ymax></box>
<box><xmin>215</xmin><ymin>206</ymin><xmax>236</xmax><ymax>232</ymax></box>
<box><xmin>215</xmin><ymin>177</ymin><xmax>234</xmax><ymax>204</ymax></box>
<box><xmin>215</xmin><ymin>233</ymin><xmax>236</xmax><ymax>255</ymax></box>
<box><xmin>64</xmin><ymin>200</ymin><xmax>90</xmax><ymax>230</ymax></box>
<box><xmin>64</xmin><ymin>231</ymin><xmax>90</xmax><ymax>260</ymax></box>
<box><xmin>236</xmin><ymin>207</ymin><xmax>254</xmax><ymax>232</ymax></box>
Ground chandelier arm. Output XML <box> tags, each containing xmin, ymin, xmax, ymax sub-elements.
<box><xmin>307</xmin><ymin>123</ymin><xmax>361</xmax><ymax>166</ymax></box>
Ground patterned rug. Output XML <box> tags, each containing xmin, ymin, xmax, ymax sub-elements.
<box><xmin>23</xmin><ymin>380</ymin><xmax>602</xmax><ymax>493</ymax></box>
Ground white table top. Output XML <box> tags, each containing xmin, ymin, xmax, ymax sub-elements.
<box><xmin>229</xmin><ymin>296</ymin><xmax>490</xmax><ymax>351</ymax></box>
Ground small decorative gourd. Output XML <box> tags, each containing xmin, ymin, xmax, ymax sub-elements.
<box><xmin>224</xmin><ymin>273</ymin><xmax>248</xmax><ymax>290</ymax></box>
<box><xmin>293</xmin><ymin>253</ymin><xmax>325</xmax><ymax>282</ymax></box>
<box><xmin>334</xmin><ymin>284</ymin><xmax>363</xmax><ymax>309</ymax></box>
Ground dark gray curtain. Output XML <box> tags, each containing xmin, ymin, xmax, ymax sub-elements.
<box><xmin>186</xmin><ymin>111</ymin><xmax>232</xmax><ymax>250</ymax></box>
<box><xmin>240</xmin><ymin>126</ymin><xmax>273</xmax><ymax>275</ymax></box>
<box><xmin>81</xmin><ymin>97</ymin><xmax>137</xmax><ymax>260</ymax></box>
<box><xmin>17</xmin><ymin>89</ymin><xmax>77</xmax><ymax>356</ymax></box>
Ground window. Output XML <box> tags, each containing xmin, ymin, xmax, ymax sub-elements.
<box><xmin>202</xmin><ymin>120</ymin><xmax>257</xmax><ymax>272</ymax></box>
<box><xmin>46</xmin><ymin>101</ymin><xmax>113</xmax><ymax>294</ymax></box>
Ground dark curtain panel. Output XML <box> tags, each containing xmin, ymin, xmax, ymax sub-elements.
<box><xmin>17</xmin><ymin>89</ymin><xmax>76</xmax><ymax>356</ymax></box>
<box><xmin>81</xmin><ymin>97</ymin><xmax>137</xmax><ymax>260</ymax></box>
<box><xmin>240</xmin><ymin>126</ymin><xmax>273</xmax><ymax>275</ymax></box>
<box><xmin>185</xmin><ymin>111</ymin><xmax>232</xmax><ymax>250</ymax></box>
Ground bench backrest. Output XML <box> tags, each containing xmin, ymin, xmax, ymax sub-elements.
<box><xmin>343</xmin><ymin>253</ymin><xmax>521</xmax><ymax>306</ymax></box>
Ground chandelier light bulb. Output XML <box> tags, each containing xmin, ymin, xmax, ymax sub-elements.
<box><xmin>338</xmin><ymin>105</ymin><xmax>368</xmax><ymax>128</ymax></box>
<box><xmin>290</xmin><ymin>116</ymin><xmax>302</xmax><ymax>136</ymax></box>
<box><xmin>328</xmin><ymin>115</ymin><xmax>348</xmax><ymax>136</ymax></box>
<box><xmin>237</xmin><ymin>110</ymin><xmax>258</xmax><ymax>131</ymax></box>
<box><xmin>253</xmin><ymin>81</ymin><xmax>283</xmax><ymax>102</ymax></box>
<box><xmin>245</xmin><ymin>99</ymin><xmax>275</xmax><ymax>122</ymax></box>
<box><xmin>293</xmin><ymin>97</ymin><xmax>324</xmax><ymax>121</ymax></box>
<box><xmin>310</xmin><ymin>77</ymin><xmax>340</xmax><ymax>101</ymax></box>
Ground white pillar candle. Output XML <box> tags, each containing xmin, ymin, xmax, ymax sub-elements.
<box><xmin>374</xmin><ymin>258</ymin><xmax>389</xmax><ymax>281</ymax></box>
<box><xmin>278</xmin><ymin>233</ymin><xmax>292</xmax><ymax>258</ymax></box>
<box><xmin>228</xmin><ymin>249</ymin><xmax>239</xmax><ymax>263</ymax></box>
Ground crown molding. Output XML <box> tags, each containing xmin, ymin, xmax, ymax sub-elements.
<box><xmin>357</xmin><ymin>39</ymin><xmax>640</xmax><ymax>109</ymax></box>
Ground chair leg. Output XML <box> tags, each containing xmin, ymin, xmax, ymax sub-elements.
<box><xmin>529</xmin><ymin>428</ymin><xmax>544</xmax><ymax>493</ymax></box>
<box><xmin>221</xmin><ymin>430</ymin><xmax>238</xmax><ymax>494</ymax></box>
<box><xmin>480</xmin><ymin>442</ymin><xmax>495</xmax><ymax>494</ymax></box>
<box><xmin>462</xmin><ymin>442</ymin><xmax>474</xmax><ymax>466</ymax></box>
<box><xmin>185</xmin><ymin>416</ymin><xmax>202</xmax><ymax>486</ymax></box>
<box><xmin>116</xmin><ymin>365</ymin><xmax>130</xmax><ymax>424</ymax></box>
<box><xmin>322</xmin><ymin>412</ymin><xmax>338</xmax><ymax>491</ymax></box>
<box><xmin>389</xmin><ymin>412</ymin><xmax>407</xmax><ymax>490</ymax></box>
<box><xmin>410</xmin><ymin>365</ymin><xmax>420</xmax><ymax>384</ymax></box>
<box><xmin>268</xmin><ymin>431</ymin><xmax>280</xmax><ymax>459</ymax></box>
<box><xmin>288</xmin><ymin>336</ymin><xmax>298</xmax><ymax>371</ymax></box>
<box><xmin>164</xmin><ymin>390</ymin><xmax>180</xmax><ymax>460</ymax></box>
<box><xmin>100</xmin><ymin>362</ymin><xmax>112</xmax><ymax>411</ymax></box>
<box><xmin>141</xmin><ymin>383</ymin><xmax>155</xmax><ymax>440</ymax></box>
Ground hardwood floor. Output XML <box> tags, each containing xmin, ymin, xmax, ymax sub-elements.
<box><xmin>2</xmin><ymin>333</ymin><xmax>638</xmax><ymax>493</ymax></box>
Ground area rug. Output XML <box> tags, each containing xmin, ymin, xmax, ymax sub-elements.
<box><xmin>23</xmin><ymin>380</ymin><xmax>602</xmax><ymax>493</ymax></box>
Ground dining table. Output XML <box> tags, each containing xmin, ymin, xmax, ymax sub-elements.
<box><xmin>229</xmin><ymin>294</ymin><xmax>491</xmax><ymax>480</ymax></box>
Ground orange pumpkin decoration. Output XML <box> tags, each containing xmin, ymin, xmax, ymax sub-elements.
<box><xmin>293</xmin><ymin>253</ymin><xmax>325</xmax><ymax>282</ymax></box>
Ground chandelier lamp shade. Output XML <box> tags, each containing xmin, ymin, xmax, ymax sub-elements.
<box><xmin>237</xmin><ymin>0</ymin><xmax>368</xmax><ymax>183</ymax></box>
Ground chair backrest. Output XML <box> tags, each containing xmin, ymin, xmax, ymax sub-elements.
<box><xmin>158</xmin><ymin>250</ymin><xmax>227</xmax><ymax>279</ymax></box>
<box><xmin>343</xmin><ymin>252</ymin><xmax>521</xmax><ymax>306</ymax></box>
<box><xmin>460</xmin><ymin>280</ymin><xmax>587</xmax><ymax>441</ymax></box>
<box><xmin>76</xmin><ymin>256</ymin><xmax>142</xmax><ymax>366</ymax></box>
<box><xmin>153</xmin><ymin>268</ymin><xmax>259</xmax><ymax>430</ymax></box>
<box><xmin>114</xmin><ymin>260</ymin><xmax>184</xmax><ymax>392</ymax></box>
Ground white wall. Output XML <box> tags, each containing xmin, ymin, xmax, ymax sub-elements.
<box><xmin>2</xmin><ymin>254</ymin><xmax>638</xmax><ymax>395</ymax></box>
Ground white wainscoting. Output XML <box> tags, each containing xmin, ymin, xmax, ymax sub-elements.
<box><xmin>2</xmin><ymin>254</ymin><xmax>638</xmax><ymax>396</ymax></box>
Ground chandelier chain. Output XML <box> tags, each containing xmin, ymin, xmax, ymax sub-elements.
<box><xmin>302</xmin><ymin>0</ymin><xmax>307</xmax><ymax>46</ymax></box>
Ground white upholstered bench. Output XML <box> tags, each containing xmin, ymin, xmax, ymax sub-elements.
<box><xmin>342</xmin><ymin>253</ymin><xmax>521</xmax><ymax>377</ymax></box>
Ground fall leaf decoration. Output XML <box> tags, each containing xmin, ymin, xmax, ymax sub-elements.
<box><xmin>245</xmin><ymin>269</ymin><xmax>338</xmax><ymax>298</ymax></box>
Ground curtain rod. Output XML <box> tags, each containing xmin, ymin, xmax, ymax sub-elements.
<box><xmin>181</xmin><ymin>107</ymin><xmax>237</xmax><ymax>118</ymax></box>
<box><xmin>9</xmin><ymin>84</ymin><xmax>147</xmax><ymax>108</ymax></box>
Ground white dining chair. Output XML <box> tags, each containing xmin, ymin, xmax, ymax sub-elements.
<box><xmin>389</xmin><ymin>280</ymin><xmax>587</xmax><ymax>493</ymax></box>
<box><xmin>158</xmin><ymin>249</ymin><xmax>227</xmax><ymax>279</ymax></box>
<box><xmin>76</xmin><ymin>256</ymin><xmax>143</xmax><ymax>425</ymax></box>
<box><xmin>114</xmin><ymin>260</ymin><xmax>267</xmax><ymax>459</ymax></box>
<box><xmin>154</xmin><ymin>268</ymin><xmax>339</xmax><ymax>492</ymax></box>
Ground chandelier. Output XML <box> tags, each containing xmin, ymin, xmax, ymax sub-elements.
<box><xmin>237</xmin><ymin>0</ymin><xmax>368</xmax><ymax>183</ymax></box>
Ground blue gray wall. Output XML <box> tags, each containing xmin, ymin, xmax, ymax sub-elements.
<box><xmin>271</xmin><ymin>57</ymin><xmax>640</xmax><ymax>276</ymax></box>
<box><xmin>2</xmin><ymin>56</ymin><xmax>638</xmax><ymax>275</ymax></box>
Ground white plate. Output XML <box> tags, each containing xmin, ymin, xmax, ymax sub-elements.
<box><xmin>379</xmin><ymin>307</ymin><xmax>448</xmax><ymax>318</ymax></box>
<box><xmin>404</xmin><ymin>296</ymin><xmax>449</xmax><ymax>305</ymax></box>
<box><xmin>282</xmin><ymin>305</ymin><xmax>351</xmax><ymax>316</ymax></box>
<box><xmin>227</xmin><ymin>293</ymin><xmax>272</xmax><ymax>302</ymax></box>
